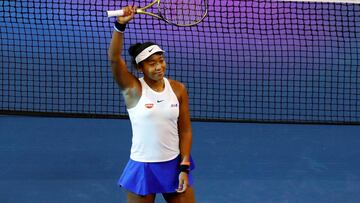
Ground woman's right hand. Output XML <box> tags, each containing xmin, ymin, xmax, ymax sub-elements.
<box><xmin>117</xmin><ymin>6</ymin><xmax>136</xmax><ymax>24</ymax></box>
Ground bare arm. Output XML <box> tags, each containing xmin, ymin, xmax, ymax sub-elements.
<box><xmin>108</xmin><ymin>6</ymin><xmax>140</xmax><ymax>107</ymax></box>
<box><xmin>175</xmin><ymin>82</ymin><xmax>193</xmax><ymax>193</ymax></box>
<box><xmin>108</xmin><ymin>30</ymin><xmax>139</xmax><ymax>90</ymax></box>
<box><xmin>177</xmin><ymin>83</ymin><xmax>192</xmax><ymax>164</ymax></box>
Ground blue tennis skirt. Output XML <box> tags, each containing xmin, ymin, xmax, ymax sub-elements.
<box><xmin>118</xmin><ymin>155</ymin><xmax>195</xmax><ymax>196</ymax></box>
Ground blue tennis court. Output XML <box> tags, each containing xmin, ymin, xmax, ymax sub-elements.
<box><xmin>1</xmin><ymin>115</ymin><xmax>360</xmax><ymax>202</ymax></box>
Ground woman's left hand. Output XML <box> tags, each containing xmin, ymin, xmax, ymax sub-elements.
<box><xmin>176</xmin><ymin>172</ymin><xmax>189</xmax><ymax>193</ymax></box>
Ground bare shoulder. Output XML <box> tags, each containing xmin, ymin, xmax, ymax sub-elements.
<box><xmin>168</xmin><ymin>78</ymin><xmax>187</xmax><ymax>99</ymax></box>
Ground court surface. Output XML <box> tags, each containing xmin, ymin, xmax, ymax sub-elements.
<box><xmin>1</xmin><ymin>115</ymin><xmax>359</xmax><ymax>203</ymax></box>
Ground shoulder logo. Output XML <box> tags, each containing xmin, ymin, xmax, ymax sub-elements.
<box><xmin>145</xmin><ymin>103</ymin><xmax>154</xmax><ymax>109</ymax></box>
<box><xmin>157</xmin><ymin>100</ymin><xmax>164</xmax><ymax>103</ymax></box>
<box><xmin>171</xmin><ymin>104</ymin><xmax>178</xmax><ymax>107</ymax></box>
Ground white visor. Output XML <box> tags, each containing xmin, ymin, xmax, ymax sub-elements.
<box><xmin>135</xmin><ymin>45</ymin><xmax>165</xmax><ymax>64</ymax></box>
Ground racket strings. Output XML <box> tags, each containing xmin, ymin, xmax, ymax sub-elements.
<box><xmin>160</xmin><ymin>0</ymin><xmax>207</xmax><ymax>26</ymax></box>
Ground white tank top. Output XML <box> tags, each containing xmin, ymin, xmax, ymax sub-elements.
<box><xmin>127</xmin><ymin>77</ymin><xmax>180</xmax><ymax>162</ymax></box>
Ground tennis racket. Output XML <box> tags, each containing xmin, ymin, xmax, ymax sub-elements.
<box><xmin>107</xmin><ymin>0</ymin><xmax>208</xmax><ymax>27</ymax></box>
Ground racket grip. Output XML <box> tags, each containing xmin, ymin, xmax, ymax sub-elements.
<box><xmin>107</xmin><ymin>10</ymin><xmax>124</xmax><ymax>17</ymax></box>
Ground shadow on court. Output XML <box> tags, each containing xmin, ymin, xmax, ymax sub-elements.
<box><xmin>1</xmin><ymin>116</ymin><xmax>360</xmax><ymax>203</ymax></box>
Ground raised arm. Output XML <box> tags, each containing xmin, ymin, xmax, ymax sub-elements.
<box><xmin>108</xmin><ymin>6</ymin><xmax>140</xmax><ymax>107</ymax></box>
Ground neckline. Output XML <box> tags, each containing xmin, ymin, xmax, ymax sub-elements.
<box><xmin>142</xmin><ymin>77</ymin><xmax>167</xmax><ymax>94</ymax></box>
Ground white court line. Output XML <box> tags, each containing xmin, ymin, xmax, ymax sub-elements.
<box><xmin>277</xmin><ymin>0</ymin><xmax>360</xmax><ymax>3</ymax></box>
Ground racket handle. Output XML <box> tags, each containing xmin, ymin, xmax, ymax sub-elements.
<box><xmin>107</xmin><ymin>9</ymin><xmax>124</xmax><ymax>17</ymax></box>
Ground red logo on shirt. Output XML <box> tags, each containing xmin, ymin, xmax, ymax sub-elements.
<box><xmin>145</xmin><ymin>103</ymin><xmax>154</xmax><ymax>109</ymax></box>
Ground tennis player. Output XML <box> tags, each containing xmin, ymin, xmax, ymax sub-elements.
<box><xmin>108</xmin><ymin>6</ymin><xmax>195</xmax><ymax>203</ymax></box>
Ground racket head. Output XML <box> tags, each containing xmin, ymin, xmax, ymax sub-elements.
<box><xmin>135</xmin><ymin>0</ymin><xmax>162</xmax><ymax>19</ymax></box>
<box><xmin>157</xmin><ymin>0</ymin><xmax>208</xmax><ymax>27</ymax></box>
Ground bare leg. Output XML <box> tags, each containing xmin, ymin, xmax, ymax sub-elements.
<box><xmin>162</xmin><ymin>187</ymin><xmax>195</xmax><ymax>203</ymax></box>
<box><xmin>127</xmin><ymin>191</ymin><xmax>156</xmax><ymax>203</ymax></box>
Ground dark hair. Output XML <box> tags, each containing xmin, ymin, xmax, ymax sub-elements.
<box><xmin>128</xmin><ymin>42</ymin><xmax>157</xmax><ymax>68</ymax></box>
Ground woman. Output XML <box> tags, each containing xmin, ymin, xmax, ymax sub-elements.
<box><xmin>108</xmin><ymin>6</ymin><xmax>195</xmax><ymax>203</ymax></box>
